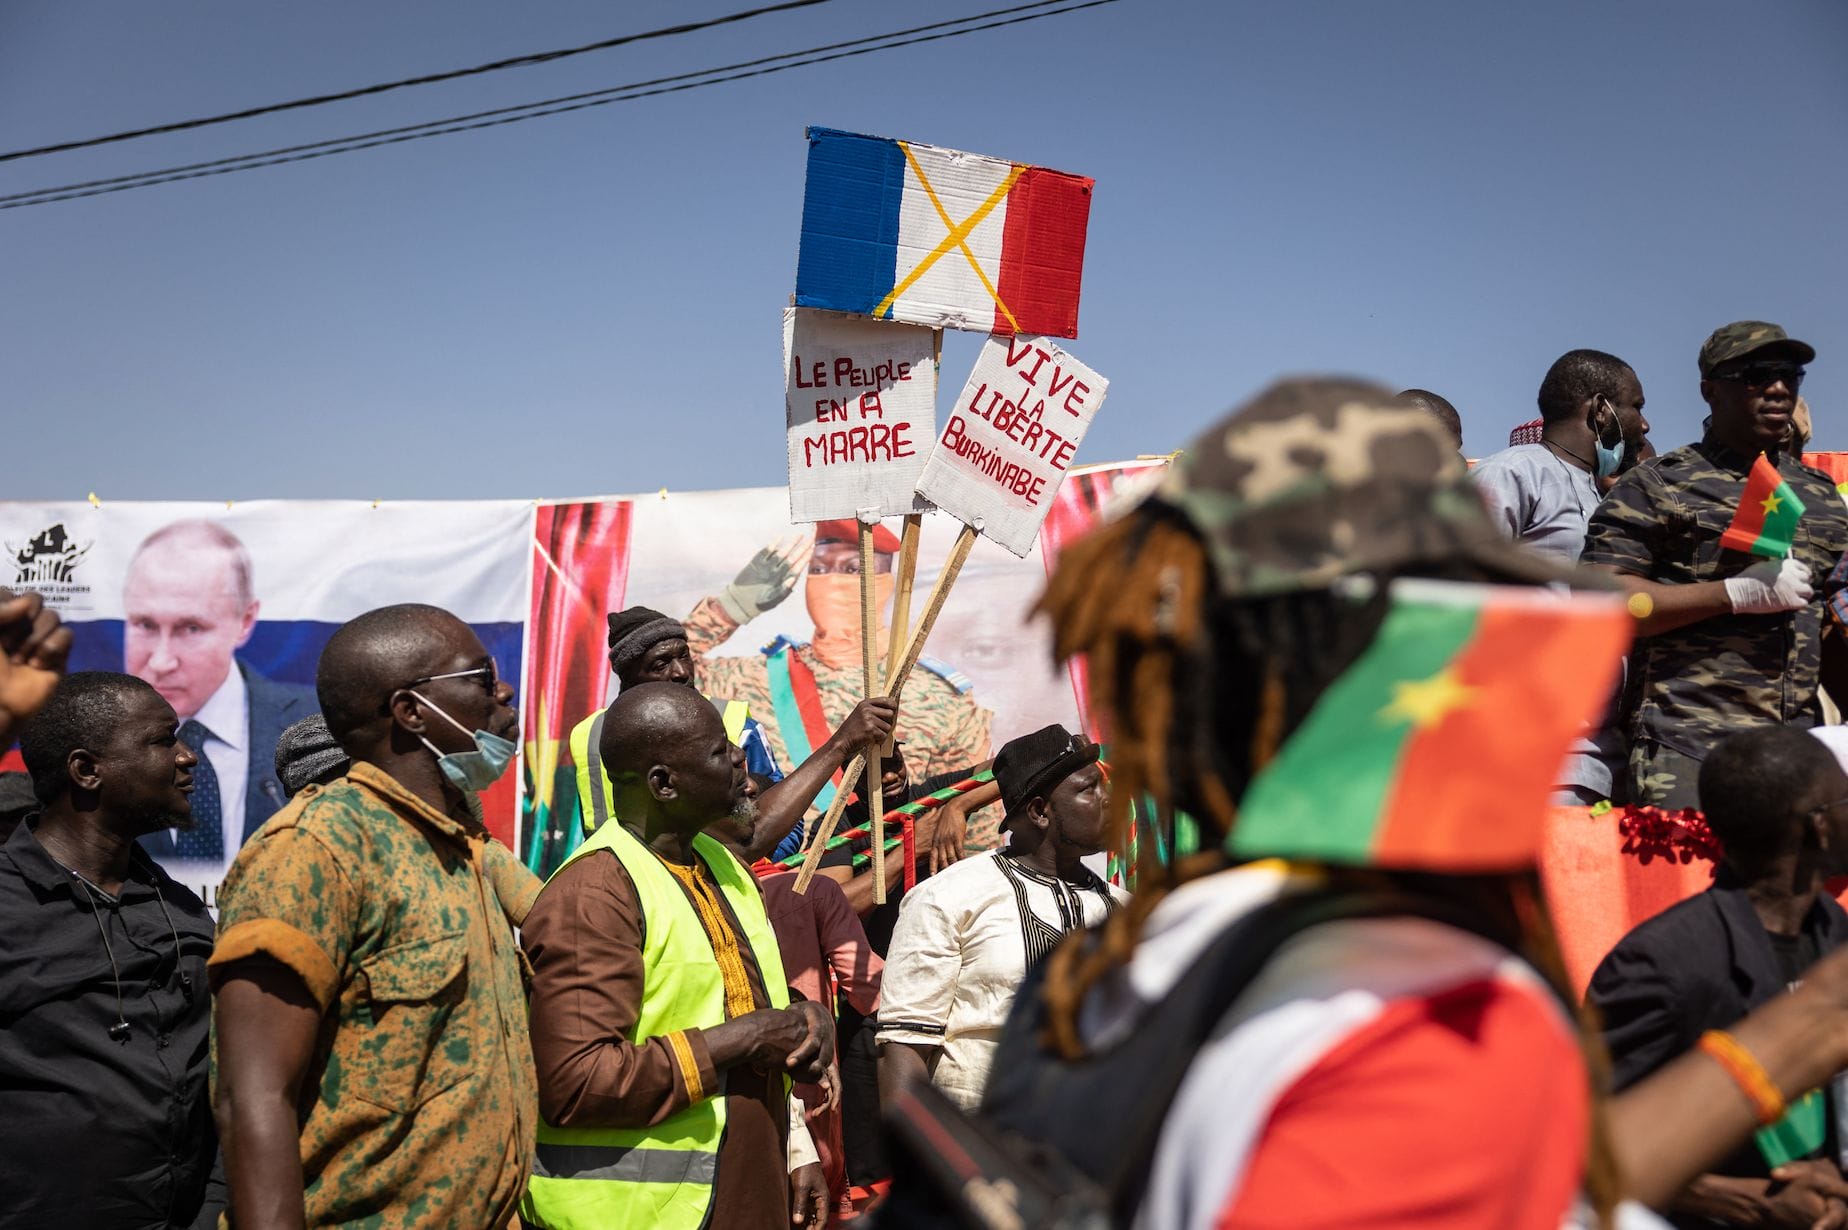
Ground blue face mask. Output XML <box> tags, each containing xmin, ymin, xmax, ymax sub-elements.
<box><xmin>1594</xmin><ymin>403</ymin><xmax>1626</xmax><ymax>479</ymax></box>
<box><xmin>412</xmin><ymin>692</ymin><xmax>516</xmax><ymax>793</ymax></box>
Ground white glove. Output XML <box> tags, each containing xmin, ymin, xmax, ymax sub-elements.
<box><xmin>1724</xmin><ymin>556</ymin><xmax>1814</xmax><ymax>614</ymax></box>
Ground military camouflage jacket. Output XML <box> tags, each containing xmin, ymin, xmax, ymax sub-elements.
<box><xmin>684</xmin><ymin>594</ymin><xmax>993</xmax><ymax>819</ymax></box>
<box><xmin>210</xmin><ymin>763</ymin><xmax>537</xmax><ymax>1230</ymax></box>
<box><xmin>1582</xmin><ymin>436</ymin><xmax>1848</xmax><ymax>759</ymax></box>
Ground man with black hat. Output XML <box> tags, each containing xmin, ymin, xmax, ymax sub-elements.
<box><xmin>568</xmin><ymin>603</ymin><xmax>895</xmax><ymax>861</ymax></box>
<box><xmin>874</xmin><ymin>723</ymin><xmax>1121</xmax><ymax>1111</ymax></box>
<box><xmin>1584</xmin><ymin>321</ymin><xmax>1848</xmax><ymax>809</ymax></box>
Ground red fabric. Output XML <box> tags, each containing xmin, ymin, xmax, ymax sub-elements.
<box><xmin>1217</xmin><ymin>979</ymin><xmax>1587</xmax><ymax>1230</ymax></box>
<box><xmin>1034</xmin><ymin>463</ymin><xmax>1164</xmax><ymax>741</ymax></box>
<box><xmin>1540</xmin><ymin>806</ymin><xmax>1716</xmax><ymax>994</ymax></box>
<box><xmin>994</xmin><ymin>165</ymin><xmax>1093</xmax><ymax>339</ymax></box>
<box><xmin>757</xmin><ymin>869</ymin><xmax>884</xmax><ymax>1206</ymax></box>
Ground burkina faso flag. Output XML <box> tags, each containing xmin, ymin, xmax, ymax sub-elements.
<box><xmin>1228</xmin><ymin>579</ymin><xmax>1632</xmax><ymax>872</ymax></box>
<box><xmin>1721</xmin><ymin>453</ymin><xmax>1806</xmax><ymax>558</ymax></box>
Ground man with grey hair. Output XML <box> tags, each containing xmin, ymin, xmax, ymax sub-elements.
<box><xmin>126</xmin><ymin>520</ymin><xmax>316</xmax><ymax>873</ymax></box>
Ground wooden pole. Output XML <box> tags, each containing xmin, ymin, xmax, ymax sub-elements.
<box><xmin>860</xmin><ymin>521</ymin><xmax>886</xmax><ymax>904</ymax></box>
<box><xmin>794</xmin><ymin>522</ymin><xmax>979</xmax><ymax>893</ymax></box>
<box><xmin>880</xmin><ymin>513</ymin><xmax>922</xmax><ymax>750</ymax></box>
<box><xmin>793</xmin><ymin>756</ymin><xmax>863</xmax><ymax>894</ymax></box>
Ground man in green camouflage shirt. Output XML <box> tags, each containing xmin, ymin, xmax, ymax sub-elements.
<box><xmin>685</xmin><ymin>518</ymin><xmax>994</xmax><ymax>837</ymax></box>
<box><xmin>210</xmin><ymin>605</ymin><xmax>537</xmax><ymax>1229</ymax></box>
<box><xmin>1582</xmin><ymin>321</ymin><xmax>1848</xmax><ymax>809</ymax></box>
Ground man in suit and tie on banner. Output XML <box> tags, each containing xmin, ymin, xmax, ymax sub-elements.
<box><xmin>125</xmin><ymin>521</ymin><xmax>316</xmax><ymax>879</ymax></box>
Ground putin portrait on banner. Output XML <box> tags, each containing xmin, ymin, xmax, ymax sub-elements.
<box><xmin>126</xmin><ymin>520</ymin><xmax>317</xmax><ymax>873</ymax></box>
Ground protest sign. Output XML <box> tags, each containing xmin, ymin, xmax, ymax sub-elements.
<box><xmin>916</xmin><ymin>334</ymin><xmax>1110</xmax><ymax>557</ymax></box>
<box><xmin>784</xmin><ymin>308</ymin><xmax>937</xmax><ymax>522</ymax></box>
<box><xmin>795</xmin><ymin>127</ymin><xmax>1093</xmax><ymax>339</ymax></box>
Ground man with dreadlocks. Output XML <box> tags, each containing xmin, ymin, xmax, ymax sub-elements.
<box><xmin>894</xmin><ymin>378</ymin><xmax>1630</xmax><ymax>1229</ymax></box>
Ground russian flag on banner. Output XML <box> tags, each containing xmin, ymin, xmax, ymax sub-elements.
<box><xmin>795</xmin><ymin>127</ymin><xmax>1093</xmax><ymax>339</ymax></box>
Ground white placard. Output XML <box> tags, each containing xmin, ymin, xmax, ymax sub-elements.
<box><xmin>784</xmin><ymin>307</ymin><xmax>937</xmax><ymax>522</ymax></box>
<box><xmin>915</xmin><ymin>335</ymin><xmax>1108</xmax><ymax>556</ymax></box>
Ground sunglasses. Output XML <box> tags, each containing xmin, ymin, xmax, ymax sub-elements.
<box><xmin>405</xmin><ymin>659</ymin><xmax>502</xmax><ymax>697</ymax></box>
<box><xmin>1711</xmin><ymin>361</ymin><xmax>1805</xmax><ymax>390</ymax></box>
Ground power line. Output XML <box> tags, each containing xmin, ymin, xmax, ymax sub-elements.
<box><xmin>0</xmin><ymin>0</ymin><xmax>1118</xmax><ymax>211</ymax></box>
<box><xmin>0</xmin><ymin>0</ymin><xmax>1079</xmax><ymax>205</ymax></box>
<box><xmin>0</xmin><ymin>0</ymin><xmax>836</xmax><ymax>164</ymax></box>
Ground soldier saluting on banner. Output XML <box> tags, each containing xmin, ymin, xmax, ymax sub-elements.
<box><xmin>684</xmin><ymin>519</ymin><xmax>992</xmax><ymax>825</ymax></box>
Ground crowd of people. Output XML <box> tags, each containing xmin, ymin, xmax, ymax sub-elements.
<box><xmin>5</xmin><ymin>317</ymin><xmax>1848</xmax><ymax>1230</ymax></box>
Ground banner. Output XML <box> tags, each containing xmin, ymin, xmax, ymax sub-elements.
<box><xmin>569</xmin><ymin>487</ymin><xmax>1087</xmax><ymax>857</ymax></box>
<box><xmin>0</xmin><ymin>500</ymin><xmax>533</xmax><ymax>902</ymax></box>
<box><xmin>783</xmin><ymin>307</ymin><xmax>937</xmax><ymax>522</ymax></box>
<box><xmin>2</xmin><ymin>460</ymin><xmax>1181</xmax><ymax>886</ymax></box>
<box><xmin>919</xmin><ymin>335</ymin><xmax>1109</xmax><ymax>556</ymax></box>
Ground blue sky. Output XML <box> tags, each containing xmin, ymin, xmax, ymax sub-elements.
<box><xmin>4</xmin><ymin>0</ymin><xmax>1844</xmax><ymax>500</ymax></box>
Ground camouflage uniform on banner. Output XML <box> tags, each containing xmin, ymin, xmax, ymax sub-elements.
<box><xmin>1583</xmin><ymin>325</ymin><xmax>1848</xmax><ymax>809</ymax></box>
<box><xmin>684</xmin><ymin>595</ymin><xmax>994</xmax><ymax>835</ymax></box>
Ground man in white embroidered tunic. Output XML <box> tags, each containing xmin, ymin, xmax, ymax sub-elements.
<box><xmin>875</xmin><ymin>724</ymin><xmax>1124</xmax><ymax>1110</ymax></box>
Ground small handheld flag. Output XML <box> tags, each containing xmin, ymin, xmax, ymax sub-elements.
<box><xmin>1720</xmin><ymin>454</ymin><xmax>1806</xmax><ymax>558</ymax></box>
<box><xmin>1227</xmin><ymin>579</ymin><xmax>1633</xmax><ymax>872</ymax></box>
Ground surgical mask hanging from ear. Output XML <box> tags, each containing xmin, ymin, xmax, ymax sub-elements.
<box><xmin>1594</xmin><ymin>401</ymin><xmax>1626</xmax><ymax>479</ymax></box>
<box><xmin>410</xmin><ymin>692</ymin><xmax>516</xmax><ymax>792</ymax></box>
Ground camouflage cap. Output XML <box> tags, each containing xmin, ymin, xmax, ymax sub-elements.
<box><xmin>1142</xmin><ymin>377</ymin><xmax>1606</xmax><ymax>600</ymax></box>
<box><xmin>1698</xmin><ymin>320</ymin><xmax>1815</xmax><ymax>376</ymax></box>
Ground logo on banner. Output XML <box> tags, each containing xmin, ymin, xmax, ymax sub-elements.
<box><xmin>7</xmin><ymin>523</ymin><xmax>95</xmax><ymax>610</ymax></box>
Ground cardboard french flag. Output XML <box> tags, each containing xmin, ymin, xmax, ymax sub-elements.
<box><xmin>795</xmin><ymin>127</ymin><xmax>1093</xmax><ymax>339</ymax></box>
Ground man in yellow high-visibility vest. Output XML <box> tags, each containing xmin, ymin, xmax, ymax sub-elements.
<box><xmin>523</xmin><ymin>682</ymin><xmax>834</xmax><ymax>1230</ymax></box>
<box><xmin>568</xmin><ymin>606</ymin><xmax>893</xmax><ymax>862</ymax></box>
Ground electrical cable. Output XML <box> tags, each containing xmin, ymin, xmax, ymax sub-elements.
<box><xmin>0</xmin><ymin>0</ymin><xmax>837</xmax><ymax>164</ymax></box>
<box><xmin>0</xmin><ymin>0</ymin><xmax>1118</xmax><ymax>211</ymax></box>
<box><xmin>1</xmin><ymin>0</ymin><xmax>1079</xmax><ymax>205</ymax></box>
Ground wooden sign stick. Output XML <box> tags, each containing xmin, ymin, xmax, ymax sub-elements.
<box><xmin>793</xmin><ymin>755</ymin><xmax>863</xmax><ymax>894</ymax></box>
<box><xmin>880</xmin><ymin>513</ymin><xmax>922</xmax><ymax>750</ymax></box>
<box><xmin>860</xmin><ymin>520</ymin><xmax>886</xmax><ymax>904</ymax></box>
<box><xmin>794</xmin><ymin>523</ymin><xmax>978</xmax><ymax>895</ymax></box>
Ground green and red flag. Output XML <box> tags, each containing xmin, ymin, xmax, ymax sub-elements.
<box><xmin>1228</xmin><ymin>579</ymin><xmax>1632</xmax><ymax>872</ymax></box>
<box><xmin>1755</xmin><ymin>1088</ymin><xmax>1828</xmax><ymax>1169</ymax></box>
<box><xmin>1720</xmin><ymin>453</ymin><xmax>1806</xmax><ymax>558</ymax></box>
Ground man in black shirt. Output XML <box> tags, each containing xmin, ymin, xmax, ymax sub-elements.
<box><xmin>1590</xmin><ymin>725</ymin><xmax>1848</xmax><ymax>1227</ymax></box>
<box><xmin>0</xmin><ymin>672</ymin><xmax>222</xmax><ymax>1228</ymax></box>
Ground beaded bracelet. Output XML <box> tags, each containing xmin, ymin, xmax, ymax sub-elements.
<box><xmin>1697</xmin><ymin>1029</ymin><xmax>1786</xmax><ymax>1126</ymax></box>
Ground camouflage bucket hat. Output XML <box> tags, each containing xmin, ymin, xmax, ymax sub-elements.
<box><xmin>1142</xmin><ymin>377</ymin><xmax>1610</xmax><ymax>600</ymax></box>
<box><xmin>1699</xmin><ymin>321</ymin><xmax>1815</xmax><ymax>376</ymax></box>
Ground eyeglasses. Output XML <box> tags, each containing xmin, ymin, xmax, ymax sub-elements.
<box><xmin>1711</xmin><ymin>361</ymin><xmax>1805</xmax><ymax>390</ymax></box>
<box><xmin>1811</xmin><ymin>793</ymin><xmax>1848</xmax><ymax>815</ymax></box>
<box><xmin>405</xmin><ymin>659</ymin><xmax>501</xmax><ymax>697</ymax></box>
